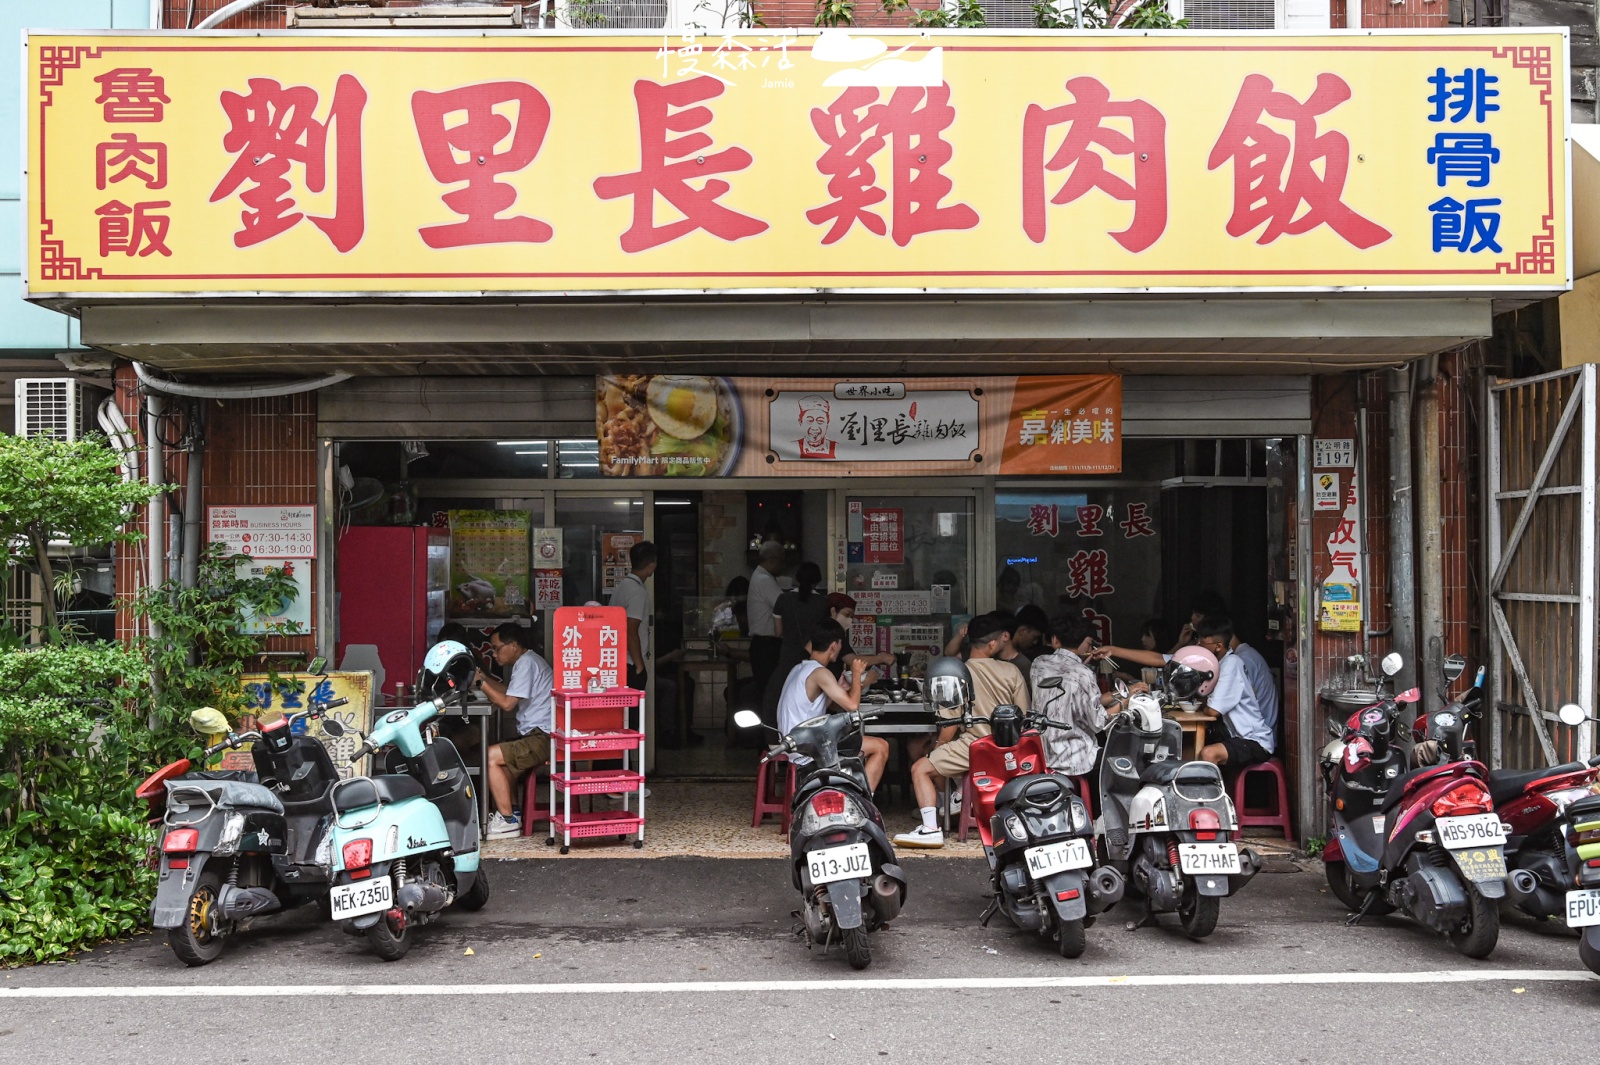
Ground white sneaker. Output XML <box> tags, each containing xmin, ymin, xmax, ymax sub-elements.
<box><xmin>486</xmin><ymin>812</ymin><xmax>521</xmax><ymax>839</ymax></box>
<box><xmin>893</xmin><ymin>826</ymin><xmax>946</xmax><ymax>849</ymax></box>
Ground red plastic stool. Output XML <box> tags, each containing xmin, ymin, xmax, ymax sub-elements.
<box><xmin>1230</xmin><ymin>757</ymin><xmax>1294</xmax><ymax>843</ymax></box>
<box><xmin>956</xmin><ymin>774</ymin><xmax>978</xmax><ymax>842</ymax></box>
<box><xmin>1069</xmin><ymin>775</ymin><xmax>1095</xmax><ymax>816</ymax></box>
<box><xmin>520</xmin><ymin>770</ymin><xmax>551</xmax><ymax>837</ymax></box>
<box><xmin>753</xmin><ymin>752</ymin><xmax>794</xmax><ymax>834</ymax></box>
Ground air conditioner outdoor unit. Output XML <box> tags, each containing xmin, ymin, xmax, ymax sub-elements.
<box><xmin>1173</xmin><ymin>0</ymin><xmax>1278</xmax><ymax>29</ymax></box>
<box><xmin>14</xmin><ymin>378</ymin><xmax>81</xmax><ymax>441</ymax></box>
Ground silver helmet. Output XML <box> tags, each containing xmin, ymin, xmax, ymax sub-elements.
<box><xmin>924</xmin><ymin>656</ymin><xmax>973</xmax><ymax>713</ymax></box>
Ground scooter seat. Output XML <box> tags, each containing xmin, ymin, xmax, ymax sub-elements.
<box><xmin>995</xmin><ymin>774</ymin><xmax>1072</xmax><ymax>810</ymax></box>
<box><xmin>1140</xmin><ymin>760</ymin><xmax>1221</xmax><ymax>788</ymax></box>
<box><xmin>166</xmin><ymin>777</ymin><xmax>284</xmax><ymax>814</ymax></box>
<box><xmin>1489</xmin><ymin>762</ymin><xmax>1587</xmax><ymax>807</ymax></box>
<box><xmin>333</xmin><ymin>773</ymin><xmax>427</xmax><ymax>812</ymax></box>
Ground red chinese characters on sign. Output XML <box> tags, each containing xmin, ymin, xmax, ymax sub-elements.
<box><xmin>1075</xmin><ymin>505</ymin><xmax>1105</xmax><ymax>537</ymax></box>
<box><xmin>1064</xmin><ymin>549</ymin><xmax>1114</xmax><ymax>598</ymax></box>
<box><xmin>209</xmin><ymin>75</ymin><xmax>368</xmax><ymax>252</ymax></box>
<box><xmin>411</xmin><ymin>82</ymin><xmax>553</xmax><ymax>249</ymax></box>
<box><xmin>96</xmin><ymin>133</ymin><xmax>166</xmax><ymax>190</ymax></box>
<box><xmin>1118</xmin><ymin>502</ymin><xmax>1155</xmax><ymax>538</ymax></box>
<box><xmin>1023</xmin><ymin>77</ymin><xmax>1167</xmax><ymax>252</ymax></box>
<box><xmin>94</xmin><ymin>68</ymin><xmax>170</xmax><ymax>122</ymax></box>
<box><xmin>593</xmin><ymin>76</ymin><xmax>768</xmax><ymax>253</ymax></box>
<box><xmin>95</xmin><ymin>200</ymin><xmax>171</xmax><ymax>257</ymax></box>
<box><xmin>1026</xmin><ymin>503</ymin><xmax>1060</xmax><ymax>538</ymax></box>
<box><xmin>807</xmin><ymin>83</ymin><xmax>979</xmax><ymax>247</ymax></box>
<box><xmin>1330</xmin><ymin>516</ymin><xmax>1359</xmax><ymax>546</ymax></box>
<box><xmin>553</xmin><ymin>605</ymin><xmax>628</xmax><ymax>693</ymax></box>
<box><xmin>1206</xmin><ymin>73</ymin><xmax>1391</xmax><ymax>249</ymax></box>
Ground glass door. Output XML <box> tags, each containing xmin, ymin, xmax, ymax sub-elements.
<box><xmin>837</xmin><ymin>492</ymin><xmax>976</xmax><ymax>680</ymax></box>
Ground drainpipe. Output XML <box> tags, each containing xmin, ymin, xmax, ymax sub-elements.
<box><xmin>1388</xmin><ymin>365</ymin><xmax>1417</xmax><ymax>693</ymax></box>
<box><xmin>1416</xmin><ymin>356</ymin><xmax>1446</xmax><ymax>709</ymax></box>
<box><xmin>146</xmin><ymin>393</ymin><xmax>166</xmax><ymax>638</ymax></box>
<box><xmin>182</xmin><ymin>406</ymin><xmax>205</xmax><ymax>590</ymax></box>
<box><xmin>194</xmin><ymin>0</ymin><xmax>271</xmax><ymax>29</ymax></box>
<box><xmin>132</xmin><ymin>360</ymin><xmax>350</xmax><ymax>399</ymax></box>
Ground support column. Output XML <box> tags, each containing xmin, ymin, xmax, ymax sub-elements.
<box><xmin>1417</xmin><ymin>357</ymin><xmax>1446</xmax><ymax>708</ymax></box>
<box><xmin>1388</xmin><ymin>366</ymin><xmax>1417</xmax><ymax>692</ymax></box>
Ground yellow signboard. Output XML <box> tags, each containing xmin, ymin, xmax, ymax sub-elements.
<box><xmin>26</xmin><ymin>30</ymin><xmax>1569</xmax><ymax>297</ymax></box>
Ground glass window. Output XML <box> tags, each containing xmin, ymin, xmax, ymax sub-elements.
<box><xmin>557</xmin><ymin>438</ymin><xmax>603</xmax><ymax>479</ymax></box>
<box><xmin>557</xmin><ymin>496</ymin><xmax>645</xmax><ymax>607</ymax></box>
<box><xmin>994</xmin><ymin>489</ymin><xmax>1162</xmax><ymax>649</ymax></box>
<box><xmin>842</xmin><ymin>495</ymin><xmax>973</xmax><ymax>678</ymax></box>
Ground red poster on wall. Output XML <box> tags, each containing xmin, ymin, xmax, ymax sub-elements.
<box><xmin>553</xmin><ymin>605</ymin><xmax>627</xmax><ymax>693</ymax></box>
<box><xmin>863</xmin><ymin>507</ymin><xmax>904</xmax><ymax>564</ymax></box>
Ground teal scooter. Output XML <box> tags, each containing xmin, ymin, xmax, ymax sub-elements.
<box><xmin>325</xmin><ymin>641</ymin><xmax>487</xmax><ymax>960</ymax></box>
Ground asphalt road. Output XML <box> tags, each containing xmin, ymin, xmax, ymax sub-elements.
<box><xmin>2</xmin><ymin>854</ymin><xmax>1595</xmax><ymax>1064</ymax></box>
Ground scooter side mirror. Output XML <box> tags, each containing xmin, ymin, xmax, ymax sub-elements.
<box><xmin>1113</xmin><ymin>678</ymin><xmax>1130</xmax><ymax>699</ymax></box>
<box><xmin>1442</xmin><ymin>653</ymin><xmax>1466</xmax><ymax>683</ymax></box>
<box><xmin>1380</xmin><ymin>652</ymin><xmax>1404</xmax><ymax>678</ymax></box>
<box><xmin>1559</xmin><ymin>704</ymin><xmax>1591</xmax><ymax>728</ymax></box>
<box><xmin>321</xmin><ymin>717</ymin><xmax>346</xmax><ymax>738</ymax></box>
<box><xmin>733</xmin><ymin>710</ymin><xmax>763</xmax><ymax>730</ymax></box>
<box><xmin>307</xmin><ymin>655</ymin><xmax>328</xmax><ymax>676</ymax></box>
<box><xmin>1038</xmin><ymin>676</ymin><xmax>1063</xmax><ymax>691</ymax></box>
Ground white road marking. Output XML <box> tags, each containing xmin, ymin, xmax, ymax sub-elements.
<box><xmin>2</xmin><ymin>969</ymin><xmax>1594</xmax><ymax>998</ymax></box>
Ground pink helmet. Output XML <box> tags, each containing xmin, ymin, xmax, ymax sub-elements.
<box><xmin>1168</xmin><ymin>645</ymin><xmax>1220</xmax><ymax>699</ymax></box>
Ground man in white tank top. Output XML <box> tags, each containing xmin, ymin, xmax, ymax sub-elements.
<box><xmin>776</xmin><ymin>619</ymin><xmax>890</xmax><ymax>791</ymax></box>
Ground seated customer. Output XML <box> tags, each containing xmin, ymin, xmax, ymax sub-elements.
<box><xmin>894</xmin><ymin>615</ymin><xmax>1029</xmax><ymax>849</ymax></box>
<box><xmin>1193</xmin><ymin>616</ymin><xmax>1276</xmax><ymax>770</ymax></box>
<box><xmin>776</xmin><ymin>619</ymin><xmax>890</xmax><ymax>792</ymax></box>
<box><xmin>1031</xmin><ymin>618</ymin><xmax>1136</xmax><ymax>777</ymax></box>
<box><xmin>477</xmin><ymin>622</ymin><xmax>555</xmax><ymax>839</ymax></box>
<box><xmin>433</xmin><ymin>622</ymin><xmax>482</xmax><ymax>756</ymax></box>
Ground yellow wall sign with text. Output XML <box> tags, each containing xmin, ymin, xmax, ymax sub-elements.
<box><xmin>26</xmin><ymin>30</ymin><xmax>1569</xmax><ymax>298</ymax></box>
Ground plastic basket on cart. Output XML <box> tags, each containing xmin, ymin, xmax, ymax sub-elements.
<box><xmin>547</xmin><ymin>686</ymin><xmax>647</xmax><ymax>853</ymax></box>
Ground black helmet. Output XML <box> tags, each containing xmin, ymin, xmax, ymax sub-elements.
<box><xmin>924</xmin><ymin>656</ymin><xmax>973</xmax><ymax>714</ymax></box>
<box><xmin>1166</xmin><ymin>662</ymin><xmax>1213</xmax><ymax>702</ymax></box>
<box><xmin>990</xmin><ymin>703</ymin><xmax>1024</xmax><ymax>748</ymax></box>
<box><xmin>419</xmin><ymin>640</ymin><xmax>475</xmax><ymax>702</ymax></box>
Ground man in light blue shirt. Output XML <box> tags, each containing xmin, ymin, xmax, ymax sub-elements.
<box><xmin>1195</xmin><ymin>617</ymin><xmax>1275</xmax><ymax>769</ymax></box>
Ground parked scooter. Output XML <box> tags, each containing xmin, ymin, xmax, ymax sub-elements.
<box><xmin>146</xmin><ymin>666</ymin><xmax>350</xmax><ymax>966</ymax></box>
<box><xmin>1097</xmin><ymin>669</ymin><xmax>1261</xmax><ymax>939</ymax></box>
<box><xmin>734</xmin><ymin>706</ymin><xmax>907</xmax><ymax>971</ymax></box>
<box><xmin>969</xmin><ymin>686</ymin><xmax>1125</xmax><ymax>957</ymax></box>
<box><xmin>1321</xmin><ymin>652</ymin><xmax>1508</xmax><ymax>958</ymax></box>
<box><xmin>1412</xmin><ymin>664</ymin><xmax>1600</xmax><ymax>922</ymax></box>
<box><xmin>1553</xmin><ymin>703</ymin><xmax>1600</xmax><ymax>974</ymax></box>
<box><xmin>324</xmin><ymin>640</ymin><xmax>487</xmax><ymax>961</ymax></box>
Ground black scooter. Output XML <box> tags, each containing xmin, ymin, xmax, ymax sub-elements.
<box><xmin>736</xmin><ymin>707</ymin><xmax>907</xmax><ymax>970</ymax></box>
<box><xmin>150</xmin><ymin>677</ymin><xmax>348</xmax><ymax>966</ymax></box>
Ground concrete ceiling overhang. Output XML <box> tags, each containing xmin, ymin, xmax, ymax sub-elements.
<box><xmin>78</xmin><ymin>296</ymin><xmax>1494</xmax><ymax>377</ymax></box>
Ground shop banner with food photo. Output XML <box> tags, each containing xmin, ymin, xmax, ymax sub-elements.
<box><xmin>596</xmin><ymin>375</ymin><xmax>1121</xmax><ymax>476</ymax></box>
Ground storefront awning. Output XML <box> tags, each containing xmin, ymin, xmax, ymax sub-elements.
<box><xmin>81</xmin><ymin>297</ymin><xmax>1492</xmax><ymax>378</ymax></box>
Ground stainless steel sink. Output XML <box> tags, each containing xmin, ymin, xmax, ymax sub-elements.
<box><xmin>1321</xmin><ymin>689</ymin><xmax>1386</xmax><ymax>712</ymax></box>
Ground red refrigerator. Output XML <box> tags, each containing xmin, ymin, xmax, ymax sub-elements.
<box><xmin>337</xmin><ymin>526</ymin><xmax>449</xmax><ymax>695</ymax></box>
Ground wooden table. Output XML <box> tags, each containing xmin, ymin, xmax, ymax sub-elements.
<box><xmin>1167</xmin><ymin>710</ymin><xmax>1214</xmax><ymax>761</ymax></box>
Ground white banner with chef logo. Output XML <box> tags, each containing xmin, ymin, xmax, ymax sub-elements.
<box><xmin>768</xmin><ymin>389</ymin><xmax>979</xmax><ymax>465</ymax></box>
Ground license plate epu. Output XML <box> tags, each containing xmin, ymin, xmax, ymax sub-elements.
<box><xmin>1567</xmin><ymin>888</ymin><xmax>1600</xmax><ymax>928</ymax></box>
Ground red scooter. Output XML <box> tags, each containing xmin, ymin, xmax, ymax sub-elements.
<box><xmin>1411</xmin><ymin>664</ymin><xmax>1600</xmax><ymax>921</ymax></box>
<box><xmin>1321</xmin><ymin>653</ymin><xmax>1509</xmax><ymax>958</ymax></box>
<box><xmin>967</xmin><ymin>692</ymin><xmax>1125</xmax><ymax>958</ymax></box>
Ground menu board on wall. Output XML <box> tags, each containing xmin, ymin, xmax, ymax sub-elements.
<box><xmin>447</xmin><ymin>510</ymin><xmax>530</xmax><ymax>618</ymax></box>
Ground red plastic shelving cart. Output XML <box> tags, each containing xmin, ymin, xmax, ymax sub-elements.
<box><xmin>545</xmin><ymin>686</ymin><xmax>646</xmax><ymax>853</ymax></box>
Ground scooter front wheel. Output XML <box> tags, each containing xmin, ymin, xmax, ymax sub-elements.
<box><xmin>1324</xmin><ymin>859</ymin><xmax>1394</xmax><ymax>916</ymax></box>
<box><xmin>456</xmin><ymin>865</ymin><xmax>490</xmax><ymax>912</ymax></box>
<box><xmin>366</xmin><ymin>909</ymin><xmax>412</xmax><ymax>961</ymax></box>
<box><xmin>1578</xmin><ymin>934</ymin><xmax>1600</xmax><ymax>975</ymax></box>
<box><xmin>842</xmin><ymin>927</ymin><xmax>871</xmax><ymax>971</ymax></box>
<box><xmin>1056</xmin><ymin>917</ymin><xmax>1086</xmax><ymax>959</ymax></box>
<box><xmin>168</xmin><ymin>868</ymin><xmax>229</xmax><ymax>967</ymax></box>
